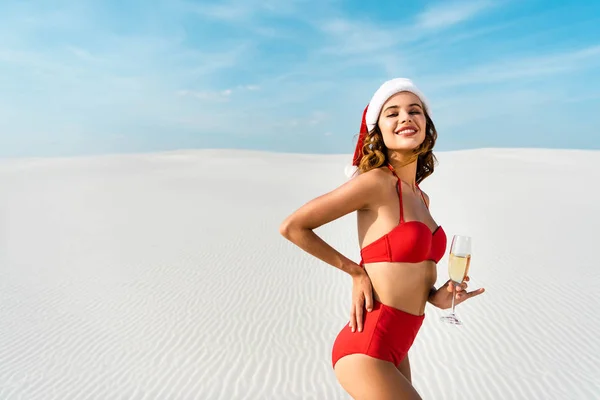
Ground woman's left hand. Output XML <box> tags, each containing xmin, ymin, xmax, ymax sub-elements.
<box><xmin>429</xmin><ymin>276</ymin><xmax>485</xmax><ymax>310</ymax></box>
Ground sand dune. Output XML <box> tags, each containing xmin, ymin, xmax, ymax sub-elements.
<box><xmin>1</xmin><ymin>148</ymin><xmax>599</xmax><ymax>399</ymax></box>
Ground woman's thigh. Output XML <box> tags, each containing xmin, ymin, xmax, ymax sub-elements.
<box><xmin>397</xmin><ymin>355</ymin><xmax>411</xmax><ymax>383</ymax></box>
<box><xmin>334</xmin><ymin>354</ymin><xmax>422</xmax><ymax>400</ymax></box>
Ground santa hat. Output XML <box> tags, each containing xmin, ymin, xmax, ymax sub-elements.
<box><xmin>345</xmin><ymin>78</ymin><xmax>430</xmax><ymax>179</ymax></box>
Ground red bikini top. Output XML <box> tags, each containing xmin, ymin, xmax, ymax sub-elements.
<box><xmin>360</xmin><ymin>164</ymin><xmax>447</xmax><ymax>265</ymax></box>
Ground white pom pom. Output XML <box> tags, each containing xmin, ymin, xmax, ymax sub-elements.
<box><xmin>344</xmin><ymin>164</ymin><xmax>358</xmax><ymax>179</ymax></box>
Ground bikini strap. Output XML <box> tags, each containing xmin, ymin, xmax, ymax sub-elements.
<box><xmin>386</xmin><ymin>164</ymin><xmax>404</xmax><ymax>223</ymax></box>
<box><xmin>416</xmin><ymin>184</ymin><xmax>429</xmax><ymax>209</ymax></box>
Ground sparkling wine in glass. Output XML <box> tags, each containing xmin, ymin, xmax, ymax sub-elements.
<box><xmin>440</xmin><ymin>235</ymin><xmax>472</xmax><ymax>325</ymax></box>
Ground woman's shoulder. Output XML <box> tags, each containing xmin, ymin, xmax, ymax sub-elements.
<box><xmin>336</xmin><ymin>166</ymin><xmax>394</xmax><ymax>208</ymax></box>
<box><xmin>355</xmin><ymin>165</ymin><xmax>394</xmax><ymax>183</ymax></box>
<box><xmin>344</xmin><ymin>166</ymin><xmax>394</xmax><ymax>202</ymax></box>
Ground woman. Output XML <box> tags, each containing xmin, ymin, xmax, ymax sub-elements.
<box><xmin>279</xmin><ymin>78</ymin><xmax>485</xmax><ymax>399</ymax></box>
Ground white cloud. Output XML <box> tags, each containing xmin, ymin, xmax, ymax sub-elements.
<box><xmin>239</xmin><ymin>84</ymin><xmax>260</xmax><ymax>91</ymax></box>
<box><xmin>316</xmin><ymin>2</ymin><xmax>499</xmax><ymax>60</ymax></box>
<box><xmin>186</xmin><ymin>0</ymin><xmax>334</xmax><ymax>23</ymax></box>
<box><xmin>189</xmin><ymin>2</ymin><xmax>252</xmax><ymax>22</ymax></box>
<box><xmin>308</xmin><ymin>111</ymin><xmax>328</xmax><ymax>126</ymax></box>
<box><xmin>416</xmin><ymin>1</ymin><xmax>495</xmax><ymax>30</ymax></box>
<box><xmin>177</xmin><ymin>89</ymin><xmax>232</xmax><ymax>102</ymax></box>
<box><xmin>426</xmin><ymin>44</ymin><xmax>600</xmax><ymax>89</ymax></box>
<box><xmin>318</xmin><ymin>18</ymin><xmax>400</xmax><ymax>56</ymax></box>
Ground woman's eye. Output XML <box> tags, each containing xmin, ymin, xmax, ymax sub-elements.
<box><xmin>387</xmin><ymin>113</ymin><xmax>398</xmax><ymax>117</ymax></box>
<box><xmin>409</xmin><ymin>110</ymin><xmax>421</xmax><ymax>115</ymax></box>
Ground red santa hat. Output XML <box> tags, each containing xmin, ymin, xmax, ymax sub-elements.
<box><xmin>345</xmin><ymin>78</ymin><xmax>430</xmax><ymax>178</ymax></box>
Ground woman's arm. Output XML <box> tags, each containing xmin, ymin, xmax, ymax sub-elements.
<box><xmin>279</xmin><ymin>169</ymin><xmax>385</xmax><ymax>277</ymax></box>
<box><xmin>428</xmin><ymin>286</ymin><xmax>440</xmax><ymax>308</ymax></box>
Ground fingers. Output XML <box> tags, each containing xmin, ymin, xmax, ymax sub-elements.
<box><xmin>365</xmin><ymin>291</ymin><xmax>373</xmax><ymax>313</ymax></box>
<box><xmin>356</xmin><ymin>302</ymin><xmax>364</xmax><ymax>332</ymax></box>
<box><xmin>349</xmin><ymin>298</ymin><xmax>365</xmax><ymax>333</ymax></box>
<box><xmin>468</xmin><ymin>288</ymin><xmax>485</xmax><ymax>298</ymax></box>
<box><xmin>349</xmin><ymin>291</ymin><xmax>372</xmax><ymax>333</ymax></box>
<box><xmin>457</xmin><ymin>287</ymin><xmax>485</xmax><ymax>302</ymax></box>
<box><xmin>448</xmin><ymin>279</ymin><xmax>470</xmax><ymax>293</ymax></box>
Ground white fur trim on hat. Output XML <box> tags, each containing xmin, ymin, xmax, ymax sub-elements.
<box><xmin>364</xmin><ymin>78</ymin><xmax>430</xmax><ymax>132</ymax></box>
<box><xmin>344</xmin><ymin>164</ymin><xmax>358</xmax><ymax>179</ymax></box>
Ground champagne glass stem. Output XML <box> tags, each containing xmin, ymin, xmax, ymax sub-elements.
<box><xmin>451</xmin><ymin>283</ymin><xmax>457</xmax><ymax>315</ymax></box>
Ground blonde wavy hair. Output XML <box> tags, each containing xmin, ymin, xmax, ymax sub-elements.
<box><xmin>356</xmin><ymin>109</ymin><xmax>438</xmax><ymax>184</ymax></box>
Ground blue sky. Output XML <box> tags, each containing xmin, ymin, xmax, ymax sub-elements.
<box><xmin>1</xmin><ymin>0</ymin><xmax>599</xmax><ymax>158</ymax></box>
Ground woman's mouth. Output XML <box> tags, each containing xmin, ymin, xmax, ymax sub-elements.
<box><xmin>396</xmin><ymin>128</ymin><xmax>417</xmax><ymax>137</ymax></box>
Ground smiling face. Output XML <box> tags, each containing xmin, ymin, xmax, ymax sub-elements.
<box><xmin>377</xmin><ymin>91</ymin><xmax>427</xmax><ymax>152</ymax></box>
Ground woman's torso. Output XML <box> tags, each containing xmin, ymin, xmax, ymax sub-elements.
<box><xmin>357</xmin><ymin>167</ymin><xmax>443</xmax><ymax>316</ymax></box>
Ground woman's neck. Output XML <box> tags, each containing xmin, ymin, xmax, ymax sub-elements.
<box><xmin>388</xmin><ymin>153</ymin><xmax>418</xmax><ymax>192</ymax></box>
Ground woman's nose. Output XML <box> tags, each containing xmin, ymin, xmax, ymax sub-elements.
<box><xmin>400</xmin><ymin>112</ymin><xmax>412</xmax><ymax>124</ymax></box>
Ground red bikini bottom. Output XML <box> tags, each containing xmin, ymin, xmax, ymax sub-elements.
<box><xmin>331</xmin><ymin>300</ymin><xmax>425</xmax><ymax>369</ymax></box>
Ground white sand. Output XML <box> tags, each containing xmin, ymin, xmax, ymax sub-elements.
<box><xmin>1</xmin><ymin>148</ymin><xmax>599</xmax><ymax>400</ymax></box>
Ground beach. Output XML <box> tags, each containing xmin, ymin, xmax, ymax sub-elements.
<box><xmin>1</xmin><ymin>148</ymin><xmax>599</xmax><ymax>399</ymax></box>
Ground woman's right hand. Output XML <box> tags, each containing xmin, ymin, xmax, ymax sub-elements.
<box><xmin>349</xmin><ymin>271</ymin><xmax>374</xmax><ymax>333</ymax></box>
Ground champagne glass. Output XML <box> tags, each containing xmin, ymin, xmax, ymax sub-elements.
<box><xmin>440</xmin><ymin>235</ymin><xmax>472</xmax><ymax>325</ymax></box>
